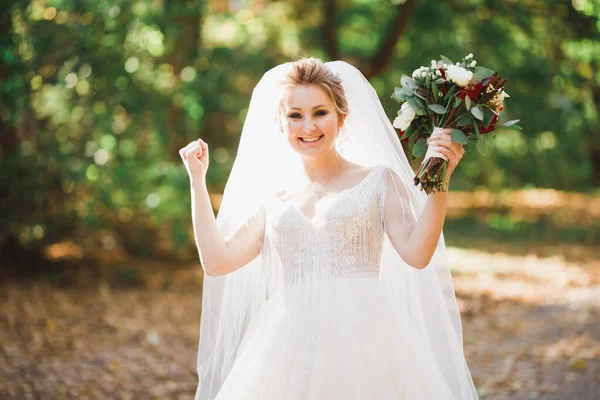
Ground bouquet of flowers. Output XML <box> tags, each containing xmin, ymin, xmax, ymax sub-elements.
<box><xmin>392</xmin><ymin>53</ymin><xmax>520</xmax><ymax>194</ymax></box>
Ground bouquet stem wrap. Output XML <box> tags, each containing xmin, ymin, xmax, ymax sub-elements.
<box><xmin>414</xmin><ymin>127</ymin><xmax>448</xmax><ymax>194</ymax></box>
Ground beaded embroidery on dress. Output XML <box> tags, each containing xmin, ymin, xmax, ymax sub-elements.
<box><xmin>269</xmin><ymin>165</ymin><xmax>385</xmax><ymax>283</ymax></box>
<box><xmin>213</xmin><ymin>165</ymin><xmax>458</xmax><ymax>399</ymax></box>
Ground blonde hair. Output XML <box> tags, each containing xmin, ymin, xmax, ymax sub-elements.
<box><xmin>278</xmin><ymin>57</ymin><xmax>348</xmax><ymax>125</ymax></box>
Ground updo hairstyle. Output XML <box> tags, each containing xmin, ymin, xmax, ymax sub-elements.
<box><xmin>278</xmin><ymin>58</ymin><xmax>349</xmax><ymax>126</ymax></box>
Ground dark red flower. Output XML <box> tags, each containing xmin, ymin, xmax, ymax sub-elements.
<box><xmin>439</xmin><ymin>68</ymin><xmax>446</xmax><ymax>79</ymax></box>
<box><xmin>480</xmin><ymin>114</ymin><xmax>499</xmax><ymax>134</ymax></box>
<box><xmin>458</xmin><ymin>83</ymin><xmax>485</xmax><ymax>102</ymax></box>
<box><xmin>470</xmin><ymin>83</ymin><xmax>485</xmax><ymax>101</ymax></box>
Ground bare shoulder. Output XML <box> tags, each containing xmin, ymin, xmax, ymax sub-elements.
<box><xmin>343</xmin><ymin>161</ymin><xmax>378</xmax><ymax>179</ymax></box>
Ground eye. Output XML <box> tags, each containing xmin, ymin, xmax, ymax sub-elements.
<box><xmin>315</xmin><ymin>109</ymin><xmax>328</xmax><ymax>117</ymax></box>
<box><xmin>288</xmin><ymin>112</ymin><xmax>302</xmax><ymax>119</ymax></box>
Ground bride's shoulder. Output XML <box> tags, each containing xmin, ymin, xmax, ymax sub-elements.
<box><xmin>375</xmin><ymin>164</ymin><xmax>399</xmax><ymax>177</ymax></box>
<box><xmin>342</xmin><ymin>163</ymin><xmax>390</xmax><ymax>186</ymax></box>
<box><xmin>346</xmin><ymin>162</ymin><xmax>384</xmax><ymax>176</ymax></box>
<box><xmin>365</xmin><ymin>164</ymin><xmax>405</xmax><ymax>194</ymax></box>
<box><xmin>364</xmin><ymin>163</ymin><xmax>391</xmax><ymax>180</ymax></box>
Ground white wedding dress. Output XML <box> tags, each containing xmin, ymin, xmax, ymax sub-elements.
<box><xmin>213</xmin><ymin>165</ymin><xmax>460</xmax><ymax>399</ymax></box>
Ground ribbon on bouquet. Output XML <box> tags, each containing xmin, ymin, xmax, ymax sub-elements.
<box><xmin>422</xmin><ymin>127</ymin><xmax>449</xmax><ymax>163</ymax></box>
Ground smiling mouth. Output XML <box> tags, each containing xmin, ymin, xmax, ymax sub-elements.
<box><xmin>299</xmin><ymin>135</ymin><xmax>324</xmax><ymax>143</ymax></box>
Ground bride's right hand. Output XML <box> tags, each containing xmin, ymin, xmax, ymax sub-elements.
<box><xmin>180</xmin><ymin>139</ymin><xmax>209</xmax><ymax>182</ymax></box>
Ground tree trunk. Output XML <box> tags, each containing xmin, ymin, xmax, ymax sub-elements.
<box><xmin>163</xmin><ymin>0</ymin><xmax>202</xmax><ymax>157</ymax></box>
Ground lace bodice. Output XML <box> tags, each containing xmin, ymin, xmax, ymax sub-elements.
<box><xmin>259</xmin><ymin>165</ymin><xmax>390</xmax><ymax>285</ymax></box>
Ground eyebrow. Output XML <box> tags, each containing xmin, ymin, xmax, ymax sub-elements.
<box><xmin>289</xmin><ymin>105</ymin><xmax>328</xmax><ymax>110</ymax></box>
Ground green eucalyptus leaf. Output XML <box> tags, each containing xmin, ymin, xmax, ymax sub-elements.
<box><xmin>456</xmin><ymin>115</ymin><xmax>472</xmax><ymax>126</ymax></box>
<box><xmin>428</xmin><ymin>104</ymin><xmax>447</xmax><ymax>114</ymax></box>
<box><xmin>407</xmin><ymin>96</ymin><xmax>419</xmax><ymax>110</ymax></box>
<box><xmin>393</xmin><ymin>87</ymin><xmax>405</xmax><ymax>101</ymax></box>
<box><xmin>421</xmin><ymin>122</ymin><xmax>434</xmax><ymax>136</ymax></box>
<box><xmin>474</xmin><ymin>66</ymin><xmax>495</xmax><ymax>82</ymax></box>
<box><xmin>440</xmin><ymin>55</ymin><xmax>453</xmax><ymax>65</ymax></box>
<box><xmin>483</xmin><ymin>111</ymin><xmax>496</xmax><ymax>127</ymax></box>
<box><xmin>398</xmin><ymin>120</ymin><xmax>414</xmax><ymax>138</ymax></box>
<box><xmin>472</xmin><ymin>120</ymin><xmax>480</xmax><ymax>136</ymax></box>
<box><xmin>450</xmin><ymin>129</ymin><xmax>468</xmax><ymax>144</ymax></box>
<box><xmin>432</xmin><ymin>82</ymin><xmax>439</xmax><ymax>101</ymax></box>
<box><xmin>413</xmin><ymin>137</ymin><xmax>428</xmax><ymax>158</ymax></box>
<box><xmin>401</xmin><ymin>75</ymin><xmax>418</xmax><ymax>89</ymax></box>
<box><xmin>409</xmin><ymin>129</ymin><xmax>420</xmax><ymax>147</ymax></box>
<box><xmin>443</xmin><ymin>85</ymin><xmax>458</xmax><ymax>102</ymax></box>
<box><xmin>503</xmin><ymin>119</ymin><xmax>520</xmax><ymax>127</ymax></box>
<box><xmin>414</xmin><ymin>96</ymin><xmax>426</xmax><ymax>108</ymax></box>
<box><xmin>507</xmin><ymin>125</ymin><xmax>523</xmax><ymax>131</ymax></box>
<box><xmin>476</xmin><ymin>137</ymin><xmax>488</xmax><ymax>156</ymax></box>
<box><xmin>402</xmin><ymin>86</ymin><xmax>414</xmax><ymax>97</ymax></box>
<box><xmin>465</xmin><ymin>96</ymin><xmax>472</xmax><ymax>110</ymax></box>
<box><xmin>470</xmin><ymin>106</ymin><xmax>484</xmax><ymax>121</ymax></box>
<box><xmin>453</xmin><ymin>96</ymin><xmax>463</xmax><ymax>109</ymax></box>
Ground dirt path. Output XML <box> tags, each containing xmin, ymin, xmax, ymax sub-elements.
<box><xmin>1</xmin><ymin>245</ymin><xmax>598</xmax><ymax>399</ymax></box>
<box><xmin>452</xmin><ymin>245</ymin><xmax>600</xmax><ymax>399</ymax></box>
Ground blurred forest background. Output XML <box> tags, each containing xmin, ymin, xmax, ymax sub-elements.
<box><xmin>1</xmin><ymin>0</ymin><xmax>599</xmax><ymax>399</ymax></box>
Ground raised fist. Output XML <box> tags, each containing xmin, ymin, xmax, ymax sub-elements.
<box><xmin>179</xmin><ymin>139</ymin><xmax>209</xmax><ymax>181</ymax></box>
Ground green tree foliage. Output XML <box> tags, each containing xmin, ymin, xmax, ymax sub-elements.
<box><xmin>1</xmin><ymin>0</ymin><xmax>598</xmax><ymax>263</ymax></box>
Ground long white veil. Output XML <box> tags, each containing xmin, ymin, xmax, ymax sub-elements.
<box><xmin>195</xmin><ymin>60</ymin><xmax>478</xmax><ymax>399</ymax></box>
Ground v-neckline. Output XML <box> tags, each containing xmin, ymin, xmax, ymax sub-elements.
<box><xmin>273</xmin><ymin>165</ymin><xmax>383</xmax><ymax>223</ymax></box>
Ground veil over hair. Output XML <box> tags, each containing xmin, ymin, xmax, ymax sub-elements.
<box><xmin>195</xmin><ymin>61</ymin><xmax>478</xmax><ymax>400</ymax></box>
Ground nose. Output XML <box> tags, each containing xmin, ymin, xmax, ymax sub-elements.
<box><xmin>303</xmin><ymin>118</ymin><xmax>317</xmax><ymax>132</ymax></box>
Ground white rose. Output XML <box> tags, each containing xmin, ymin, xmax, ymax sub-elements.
<box><xmin>393</xmin><ymin>102</ymin><xmax>416</xmax><ymax>131</ymax></box>
<box><xmin>445</xmin><ymin>64</ymin><xmax>474</xmax><ymax>87</ymax></box>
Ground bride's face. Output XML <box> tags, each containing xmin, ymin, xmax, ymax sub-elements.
<box><xmin>279</xmin><ymin>84</ymin><xmax>343</xmax><ymax>159</ymax></box>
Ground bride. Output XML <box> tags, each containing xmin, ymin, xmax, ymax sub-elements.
<box><xmin>180</xmin><ymin>58</ymin><xmax>479</xmax><ymax>399</ymax></box>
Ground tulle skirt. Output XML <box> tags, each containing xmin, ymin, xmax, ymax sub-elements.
<box><xmin>214</xmin><ymin>275</ymin><xmax>457</xmax><ymax>399</ymax></box>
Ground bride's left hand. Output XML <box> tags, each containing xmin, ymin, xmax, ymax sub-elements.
<box><xmin>426</xmin><ymin>129</ymin><xmax>465</xmax><ymax>181</ymax></box>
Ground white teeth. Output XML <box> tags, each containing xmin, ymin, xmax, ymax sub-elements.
<box><xmin>300</xmin><ymin>135</ymin><xmax>323</xmax><ymax>142</ymax></box>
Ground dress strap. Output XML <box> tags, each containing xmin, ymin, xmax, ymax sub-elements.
<box><xmin>379</xmin><ymin>165</ymin><xmax>408</xmax><ymax>226</ymax></box>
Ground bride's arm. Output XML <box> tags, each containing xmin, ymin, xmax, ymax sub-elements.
<box><xmin>190</xmin><ymin>179</ymin><xmax>263</xmax><ymax>276</ymax></box>
<box><xmin>384</xmin><ymin>130</ymin><xmax>464</xmax><ymax>269</ymax></box>
<box><xmin>383</xmin><ymin>169</ymin><xmax>448</xmax><ymax>270</ymax></box>
<box><xmin>181</xmin><ymin>138</ymin><xmax>263</xmax><ymax>277</ymax></box>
